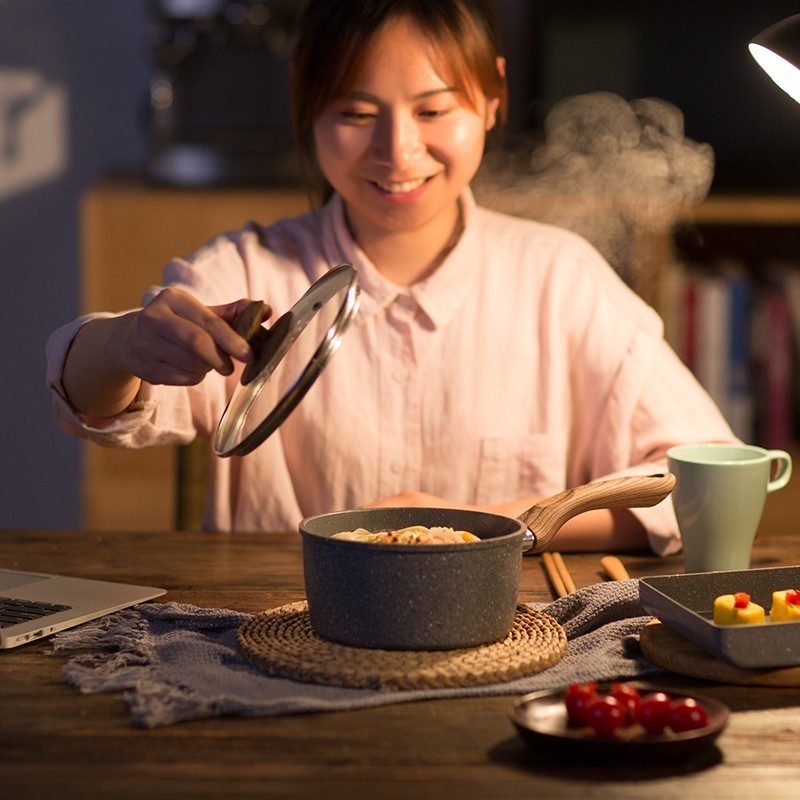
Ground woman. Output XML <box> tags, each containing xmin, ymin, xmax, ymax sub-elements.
<box><xmin>46</xmin><ymin>0</ymin><xmax>735</xmax><ymax>552</ymax></box>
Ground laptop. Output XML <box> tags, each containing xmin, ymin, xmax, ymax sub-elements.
<box><xmin>0</xmin><ymin>568</ymin><xmax>166</xmax><ymax>649</ymax></box>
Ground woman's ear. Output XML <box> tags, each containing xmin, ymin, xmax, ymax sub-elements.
<box><xmin>485</xmin><ymin>97</ymin><xmax>500</xmax><ymax>131</ymax></box>
<box><xmin>485</xmin><ymin>56</ymin><xmax>506</xmax><ymax>131</ymax></box>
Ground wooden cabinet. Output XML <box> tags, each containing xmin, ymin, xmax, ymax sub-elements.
<box><xmin>80</xmin><ymin>180</ymin><xmax>308</xmax><ymax>531</ymax></box>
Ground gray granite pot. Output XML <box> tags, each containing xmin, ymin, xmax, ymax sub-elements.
<box><xmin>299</xmin><ymin>473</ymin><xmax>676</xmax><ymax>650</ymax></box>
<box><xmin>300</xmin><ymin>507</ymin><xmax>524</xmax><ymax>650</ymax></box>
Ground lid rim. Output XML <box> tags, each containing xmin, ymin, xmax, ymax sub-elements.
<box><xmin>213</xmin><ymin>263</ymin><xmax>360</xmax><ymax>458</ymax></box>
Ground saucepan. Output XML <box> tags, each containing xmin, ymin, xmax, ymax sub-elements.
<box><xmin>299</xmin><ymin>472</ymin><xmax>676</xmax><ymax>650</ymax></box>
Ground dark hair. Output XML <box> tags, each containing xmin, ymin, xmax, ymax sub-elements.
<box><xmin>292</xmin><ymin>0</ymin><xmax>507</xmax><ymax>203</ymax></box>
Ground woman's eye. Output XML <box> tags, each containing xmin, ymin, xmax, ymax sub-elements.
<box><xmin>418</xmin><ymin>107</ymin><xmax>452</xmax><ymax>119</ymax></box>
<box><xmin>340</xmin><ymin>110</ymin><xmax>376</xmax><ymax>122</ymax></box>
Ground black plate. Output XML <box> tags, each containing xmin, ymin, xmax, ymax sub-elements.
<box><xmin>509</xmin><ymin>685</ymin><xmax>728</xmax><ymax>762</ymax></box>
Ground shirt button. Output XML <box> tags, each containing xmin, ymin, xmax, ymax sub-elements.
<box><xmin>392</xmin><ymin>368</ymin><xmax>406</xmax><ymax>383</ymax></box>
<box><xmin>390</xmin><ymin>460</ymin><xmax>404</xmax><ymax>474</ymax></box>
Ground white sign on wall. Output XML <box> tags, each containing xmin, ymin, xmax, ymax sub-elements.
<box><xmin>0</xmin><ymin>68</ymin><xmax>68</xmax><ymax>202</ymax></box>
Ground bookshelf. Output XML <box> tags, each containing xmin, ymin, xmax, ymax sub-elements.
<box><xmin>667</xmin><ymin>195</ymin><xmax>800</xmax><ymax>450</ymax></box>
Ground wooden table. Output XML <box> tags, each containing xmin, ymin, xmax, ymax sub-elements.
<box><xmin>2</xmin><ymin>527</ymin><xmax>799</xmax><ymax>800</ymax></box>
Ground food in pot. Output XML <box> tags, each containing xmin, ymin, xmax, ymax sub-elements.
<box><xmin>330</xmin><ymin>525</ymin><xmax>479</xmax><ymax>545</ymax></box>
<box><xmin>769</xmin><ymin>589</ymin><xmax>800</xmax><ymax>621</ymax></box>
<box><xmin>713</xmin><ymin>592</ymin><xmax>765</xmax><ymax>625</ymax></box>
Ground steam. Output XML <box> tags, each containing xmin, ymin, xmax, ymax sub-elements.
<box><xmin>474</xmin><ymin>91</ymin><xmax>715</xmax><ymax>288</ymax></box>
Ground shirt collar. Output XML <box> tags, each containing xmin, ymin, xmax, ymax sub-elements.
<box><xmin>321</xmin><ymin>190</ymin><xmax>482</xmax><ymax>330</ymax></box>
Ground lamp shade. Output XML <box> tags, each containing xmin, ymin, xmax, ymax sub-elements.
<box><xmin>750</xmin><ymin>13</ymin><xmax>800</xmax><ymax>104</ymax></box>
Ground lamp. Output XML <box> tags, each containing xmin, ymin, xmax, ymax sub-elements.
<box><xmin>749</xmin><ymin>14</ymin><xmax>800</xmax><ymax>104</ymax></box>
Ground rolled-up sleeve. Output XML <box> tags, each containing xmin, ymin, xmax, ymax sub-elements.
<box><xmin>45</xmin><ymin>312</ymin><xmax>195</xmax><ymax>448</ymax></box>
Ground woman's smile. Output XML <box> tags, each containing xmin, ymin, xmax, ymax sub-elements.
<box><xmin>370</xmin><ymin>174</ymin><xmax>435</xmax><ymax>198</ymax></box>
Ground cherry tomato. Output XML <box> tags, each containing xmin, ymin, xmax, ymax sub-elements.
<box><xmin>585</xmin><ymin>695</ymin><xmax>626</xmax><ymax>737</ymax></box>
<box><xmin>565</xmin><ymin>682</ymin><xmax>597</xmax><ymax>726</ymax></box>
<box><xmin>610</xmin><ymin>682</ymin><xmax>642</xmax><ymax>726</ymax></box>
<box><xmin>638</xmin><ymin>691</ymin><xmax>672</xmax><ymax>734</ymax></box>
<box><xmin>667</xmin><ymin>698</ymin><xmax>710</xmax><ymax>732</ymax></box>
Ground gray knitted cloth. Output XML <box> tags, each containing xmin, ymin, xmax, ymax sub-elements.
<box><xmin>52</xmin><ymin>579</ymin><xmax>664</xmax><ymax>728</ymax></box>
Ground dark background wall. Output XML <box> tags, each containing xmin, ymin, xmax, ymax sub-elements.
<box><xmin>2</xmin><ymin>0</ymin><xmax>800</xmax><ymax>529</ymax></box>
<box><xmin>0</xmin><ymin>1</ymin><xmax>150</xmax><ymax>528</ymax></box>
<box><xmin>518</xmin><ymin>0</ymin><xmax>800</xmax><ymax>191</ymax></box>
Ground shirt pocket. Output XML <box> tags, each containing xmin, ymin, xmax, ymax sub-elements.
<box><xmin>474</xmin><ymin>433</ymin><xmax>567</xmax><ymax>507</ymax></box>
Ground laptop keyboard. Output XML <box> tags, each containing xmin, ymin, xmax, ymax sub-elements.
<box><xmin>0</xmin><ymin>597</ymin><xmax>72</xmax><ymax>628</ymax></box>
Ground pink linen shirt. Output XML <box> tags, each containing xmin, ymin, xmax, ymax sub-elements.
<box><xmin>46</xmin><ymin>190</ymin><xmax>735</xmax><ymax>553</ymax></box>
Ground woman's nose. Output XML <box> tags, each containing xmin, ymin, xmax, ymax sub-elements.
<box><xmin>372</xmin><ymin>114</ymin><xmax>425</xmax><ymax>165</ymax></box>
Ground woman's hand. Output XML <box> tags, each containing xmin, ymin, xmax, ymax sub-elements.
<box><xmin>112</xmin><ymin>288</ymin><xmax>269</xmax><ymax>386</ymax></box>
<box><xmin>62</xmin><ymin>288</ymin><xmax>270</xmax><ymax>421</ymax></box>
<box><xmin>361</xmin><ymin>490</ymin><xmax>540</xmax><ymax>519</ymax></box>
<box><xmin>360</xmin><ymin>491</ymin><xmax>470</xmax><ymax>510</ymax></box>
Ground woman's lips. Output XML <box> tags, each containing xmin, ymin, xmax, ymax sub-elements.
<box><xmin>370</xmin><ymin>174</ymin><xmax>436</xmax><ymax>196</ymax></box>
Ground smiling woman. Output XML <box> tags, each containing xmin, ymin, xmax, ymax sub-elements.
<box><xmin>46</xmin><ymin>0</ymin><xmax>736</xmax><ymax>556</ymax></box>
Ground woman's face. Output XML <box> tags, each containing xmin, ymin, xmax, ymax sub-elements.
<box><xmin>313</xmin><ymin>15</ymin><xmax>499</xmax><ymax>251</ymax></box>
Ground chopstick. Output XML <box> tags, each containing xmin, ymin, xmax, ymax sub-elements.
<box><xmin>542</xmin><ymin>551</ymin><xmax>577</xmax><ymax>598</ymax></box>
<box><xmin>600</xmin><ymin>555</ymin><xmax>631</xmax><ymax>582</ymax></box>
<box><xmin>542</xmin><ymin>553</ymin><xmax>630</xmax><ymax>598</ymax></box>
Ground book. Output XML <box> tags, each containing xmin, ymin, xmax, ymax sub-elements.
<box><xmin>695</xmin><ymin>270</ymin><xmax>730</xmax><ymax>420</ymax></box>
<box><xmin>724</xmin><ymin>262</ymin><xmax>753</xmax><ymax>441</ymax></box>
<box><xmin>672</xmin><ymin>260</ymin><xmax>754</xmax><ymax>441</ymax></box>
<box><xmin>750</xmin><ymin>266</ymin><xmax>792</xmax><ymax>449</ymax></box>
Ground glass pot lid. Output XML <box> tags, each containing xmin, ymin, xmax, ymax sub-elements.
<box><xmin>213</xmin><ymin>263</ymin><xmax>360</xmax><ymax>457</ymax></box>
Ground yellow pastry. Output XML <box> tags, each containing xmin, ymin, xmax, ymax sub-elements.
<box><xmin>713</xmin><ymin>592</ymin><xmax>765</xmax><ymax>625</ymax></box>
<box><xmin>769</xmin><ymin>590</ymin><xmax>800</xmax><ymax>622</ymax></box>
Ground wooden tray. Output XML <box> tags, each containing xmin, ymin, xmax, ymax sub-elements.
<box><xmin>640</xmin><ymin>621</ymin><xmax>800</xmax><ymax>686</ymax></box>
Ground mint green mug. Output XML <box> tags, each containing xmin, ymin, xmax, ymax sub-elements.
<box><xmin>667</xmin><ymin>443</ymin><xmax>792</xmax><ymax>573</ymax></box>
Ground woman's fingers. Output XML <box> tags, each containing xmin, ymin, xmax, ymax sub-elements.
<box><xmin>118</xmin><ymin>289</ymin><xmax>271</xmax><ymax>385</ymax></box>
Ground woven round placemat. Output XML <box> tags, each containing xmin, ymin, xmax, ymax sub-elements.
<box><xmin>237</xmin><ymin>601</ymin><xmax>566</xmax><ymax>691</ymax></box>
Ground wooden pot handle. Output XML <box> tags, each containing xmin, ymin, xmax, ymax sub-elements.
<box><xmin>518</xmin><ymin>473</ymin><xmax>676</xmax><ymax>554</ymax></box>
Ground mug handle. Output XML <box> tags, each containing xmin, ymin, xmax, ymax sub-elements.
<box><xmin>767</xmin><ymin>450</ymin><xmax>793</xmax><ymax>492</ymax></box>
